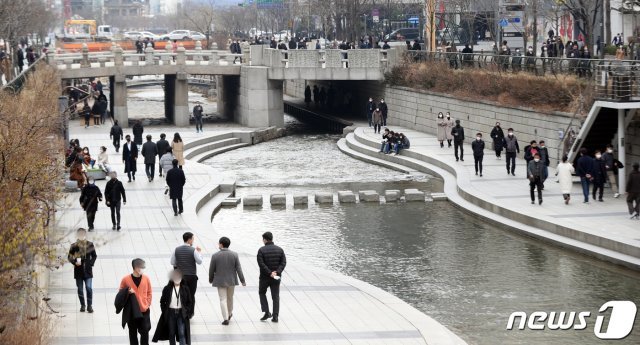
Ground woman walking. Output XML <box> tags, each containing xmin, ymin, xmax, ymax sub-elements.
<box><xmin>152</xmin><ymin>269</ymin><xmax>194</xmax><ymax>345</ymax></box>
<box><xmin>556</xmin><ymin>155</ymin><xmax>575</xmax><ymax>204</ymax></box>
<box><xmin>372</xmin><ymin>107</ymin><xmax>383</xmax><ymax>134</ymax></box>
<box><xmin>490</xmin><ymin>122</ymin><xmax>505</xmax><ymax>159</ymax></box>
<box><xmin>436</xmin><ymin>112</ymin><xmax>447</xmax><ymax>148</ymax></box>
<box><xmin>171</xmin><ymin>133</ymin><xmax>185</xmax><ymax>169</ymax></box>
<box><xmin>444</xmin><ymin>112</ymin><xmax>454</xmax><ymax>147</ymax></box>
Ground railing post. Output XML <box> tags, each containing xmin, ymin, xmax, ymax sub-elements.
<box><xmin>114</xmin><ymin>46</ymin><xmax>123</xmax><ymax>66</ymax></box>
<box><xmin>209</xmin><ymin>50</ymin><xmax>219</xmax><ymax>66</ymax></box>
<box><xmin>194</xmin><ymin>40</ymin><xmax>203</xmax><ymax>63</ymax></box>
<box><xmin>145</xmin><ymin>46</ymin><xmax>155</xmax><ymax>65</ymax></box>
<box><xmin>176</xmin><ymin>45</ymin><xmax>186</xmax><ymax>65</ymax></box>
<box><xmin>165</xmin><ymin>40</ymin><xmax>173</xmax><ymax>65</ymax></box>
<box><xmin>81</xmin><ymin>43</ymin><xmax>90</xmax><ymax>68</ymax></box>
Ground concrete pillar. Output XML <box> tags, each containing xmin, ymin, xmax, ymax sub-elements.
<box><xmin>618</xmin><ymin>109</ymin><xmax>626</xmax><ymax>191</ymax></box>
<box><xmin>113</xmin><ymin>74</ymin><xmax>128</xmax><ymax>127</ymax></box>
<box><xmin>237</xmin><ymin>67</ymin><xmax>284</xmax><ymax>128</ymax></box>
<box><xmin>174</xmin><ymin>72</ymin><xmax>189</xmax><ymax>127</ymax></box>
<box><xmin>81</xmin><ymin>43</ymin><xmax>90</xmax><ymax>68</ymax></box>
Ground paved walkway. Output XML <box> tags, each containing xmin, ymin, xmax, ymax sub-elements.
<box><xmin>353</xmin><ymin>126</ymin><xmax>640</xmax><ymax>267</ymax></box>
<box><xmin>49</xmin><ymin>121</ymin><xmax>466</xmax><ymax>344</ymax></box>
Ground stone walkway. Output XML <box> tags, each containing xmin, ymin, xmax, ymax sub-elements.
<box><xmin>49</xmin><ymin>121</ymin><xmax>466</xmax><ymax>344</ymax></box>
<box><xmin>348</xmin><ymin>126</ymin><xmax>640</xmax><ymax>269</ymax></box>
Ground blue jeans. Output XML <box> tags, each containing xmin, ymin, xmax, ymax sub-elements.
<box><xmin>367</xmin><ymin>112</ymin><xmax>372</xmax><ymax>127</ymax></box>
<box><xmin>580</xmin><ymin>177</ymin><xmax>591</xmax><ymax>202</ymax></box>
<box><xmin>394</xmin><ymin>143</ymin><xmax>404</xmax><ymax>154</ymax></box>
<box><xmin>380</xmin><ymin>142</ymin><xmax>390</xmax><ymax>153</ymax></box>
<box><xmin>75</xmin><ymin>277</ymin><xmax>93</xmax><ymax>307</ymax></box>
<box><xmin>168</xmin><ymin>309</ymin><xmax>186</xmax><ymax>345</ymax></box>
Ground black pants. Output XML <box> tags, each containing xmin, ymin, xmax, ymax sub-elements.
<box><xmin>110</xmin><ymin>201</ymin><xmax>121</xmax><ymax>227</ymax></box>
<box><xmin>145</xmin><ymin>163</ymin><xmax>155</xmax><ymax>179</ymax></box>
<box><xmin>259</xmin><ymin>278</ymin><xmax>281</xmax><ymax>317</ymax></box>
<box><xmin>113</xmin><ymin>137</ymin><xmax>121</xmax><ymax>152</ymax></box>
<box><xmin>158</xmin><ymin>161</ymin><xmax>164</xmax><ymax>176</ymax></box>
<box><xmin>85</xmin><ymin>117</ymin><xmax>90</xmax><ymax>127</ymax></box>
<box><xmin>127</xmin><ymin>310</ymin><xmax>151</xmax><ymax>345</ymax></box>
<box><xmin>494</xmin><ymin>145</ymin><xmax>502</xmax><ymax>157</ymax></box>
<box><xmin>454</xmin><ymin>141</ymin><xmax>463</xmax><ymax>160</ymax></box>
<box><xmin>195</xmin><ymin>118</ymin><xmax>203</xmax><ymax>132</ymax></box>
<box><xmin>474</xmin><ymin>154</ymin><xmax>483</xmax><ymax>174</ymax></box>
<box><xmin>530</xmin><ymin>177</ymin><xmax>543</xmax><ymax>202</ymax></box>
<box><xmin>593</xmin><ymin>181</ymin><xmax>604</xmax><ymax>200</ymax></box>
<box><xmin>168</xmin><ymin>309</ymin><xmax>186</xmax><ymax>345</ymax></box>
<box><xmin>183</xmin><ymin>275</ymin><xmax>198</xmax><ymax>308</ymax></box>
<box><xmin>86</xmin><ymin>210</ymin><xmax>96</xmax><ymax>229</ymax></box>
<box><xmin>172</xmin><ymin>198</ymin><xmax>183</xmax><ymax>214</ymax></box>
<box><xmin>506</xmin><ymin>152</ymin><xmax>517</xmax><ymax>174</ymax></box>
<box><xmin>373</xmin><ymin>124</ymin><xmax>381</xmax><ymax>133</ymax></box>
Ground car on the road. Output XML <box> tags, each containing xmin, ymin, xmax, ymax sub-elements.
<box><xmin>123</xmin><ymin>31</ymin><xmax>144</xmax><ymax>40</ymax></box>
<box><xmin>189</xmin><ymin>31</ymin><xmax>206</xmax><ymax>40</ymax></box>
<box><xmin>140</xmin><ymin>31</ymin><xmax>160</xmax><ymax>40</ymax></box>
<box><xmin>162</xmin><ymin>30</ymin><xmax>192</xmax><ymax>40</ymax></box>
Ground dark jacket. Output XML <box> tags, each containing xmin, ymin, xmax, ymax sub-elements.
<box><xmin>490</xmin><ymin>126</ymin><xmax>504</xmax><ymax>150</ymax></box>
<box><xmin>132</xmin><ymin>123</ymin><xmax>144</xmax><ymax>145</ymax></box>
<box><xmin>602</xmin><ymin>151</ymin><xmax>615</xmax><ymax>171</ymax></box>
<box><xmin>122</xmin><ymin>141</ymin><xmax>138</xmax><ymax>173</ymax></box>
<box><xmin>156</xmin><ymin>139</ymin><xmax>170</xmax><ymax>157</ymax></box>
<box><xmin>115</xmin><ymin>288</ymin><xmax>143</xmax><ymax>329</ymax></box>
<box><xmin>523</xmin><ymin>145</ymin><xmax>539</xmax><ymax>162</ymax></box>
<box><xmin>592</xmin><ymin>158</ymin><xmax>607</xmax><ymax>183</ymax></box>
<box><xmin>141</xmin><ymin>141</ymin><xmax>158</xmax><ymax>164</ymax></box>
<box><xmin>366</xmin><ymin>101</ymin><xmax>375</xmax><ymax>114</ymax></box>
<box><xmin>538</xmin><ymin>147</ymin><xmax>550</xmax><ymax>166</ymax></box>
<box><xmin>627</xmin><ymin>170</ymin><xmax>640</xmax><ymax>193</ymax></box>
<box><xmin>166</xmin><ymin>167</ymin><xmax>186</xmax><ymax>199</ymax></box>
<box><xmin>528</xmin><ymin>159</ymin><xmax>545</xmax><ymax>178</ymax></box>
<box><xmin>257</xmin><ymin>242</ymin><xmax>286</xmax><ymax>279</ymax></box>
<box><xmin>80</xmin><ymin>183</ymin><xmax>103</xmax><ymax>212</ymax></box>
<box><xmin>110</xmin><ymin>124</ymin><xmax>123</xmax><ymax>141</ymax></box>
<box><xmin>105</xmin><ymin>178</ymin><xmax>126</xmax><ymax>205</ymax></box>
<box><xmin>378</xmin><ymin>102</ymin><xmax>388</xmax><ymax>116</ymax></box>
<box><xmin>68</xmin><ymin>240</ymin><xmax>97</xmax><ymax>279</ymax></box>
<box><xmin>471</xmin><ymin>139</ymin><xmax>485</xmax><ymax>156</ymax></box>
<box><xmin>451</xmin><ymin>125</ymin><xmax>465</xmax><ymax>143</ymax></box>
<box><xmin>503</xmin><ymin>135</ymin><xmax>520</xmax><ymax>153</ymax></box>
<box><xmin>576</xmin><ymin>155</ymin><xmax>594</xmax><ymax>178</ymax></box>
<box><xmin>193</xmin><ymin>105</ymin><xmax>203</xmax><ymax>119</ymax></box>
<box><xmin>152</xmin><ymin>283</ymin><xmax>193</xmax><ymax>344</ymax></box>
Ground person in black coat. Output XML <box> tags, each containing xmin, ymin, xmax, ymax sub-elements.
<box><xmin>257</xmin><ymin>231</ymin><xmax>286</xmax><ymax>323</ymax></box>
<box><xmin>122</xmin><ymin>135</ymin><xmax>138</xmax><ymax>182</ymax></box>
<box><xmin>79</xmin><ymin>179</ymin><xmax>103</xmax><ymax>231</ymax></box>
<box><xmin>16</xmin><ymin>48</ymin><xmax>24</xmax><ymax>72</ymax></box>
<box><xmin>451</xmin><ymin>119</ymin><xmax>465</xmax><ymax>161</ymax></box>
<box><xmin>152</xmin><ymin>270</ymin><xmax>194</xmax><ymax>345</ymax></box>
<box><xmin>110</xmin><ymin>120</ymin><xmax>124</xmax><ymax>153</ymax></box>
<box><xmin>471</xmin><ymin>133</ymin><xmax>485</xmax><ymax>176</ymax></box>
<box><xmin>68</xmin><ymin>228</ymin><xmax>97</xmax><ymax>313</ymax></box>
<box><xmin>378</xmin><ymin>99</ymin><xmax>388</xmax><ymax>126</ymax></box>
<box><xmin>592</xmin><ymin>150</ymin><xmax>607</xmax><ymax>202</ymax></box>
<box><xmin>490</xmin><ymin>122</ymin><xmax>505</xmax><ymax>158</ymax></box>
<box><xmin>166</xmin><ymin>159</ymin><xmax>186</xmax><ymax>216</ymax></box>
<box><xmin>312</xmin><ymin>85</ymin><xmax>319</xmax><ymax>108</ymax></box>
<box><xmin>105</xmin><ymin>172</ymin><xmax>126</xmax><ymax>231</ymax></box>
<box><xmin>576</xmin><ymin>148</ymin><xmax>594</xmax><ymax>203</ymax></box>
<box><xmin>141</xmin><ymin>135</ymin><xmax>158</xmax><ymax>182</ymax></box>
<box><xmin>366</xmin><ymin>97</ymin><xmax>375</xmax><ymax>127</ymax></box>
<box><xmin>156</xmin><ymin>133</ymin><xmax>170</xmax><ymax>177</ymax></box>
<box><xmin>304</xmin><ymin>85</ymin><xmax>312</xmax><ymax>107</ymax></box>
<box><xmin>132</xmin><ymin>121</ymin><xmax>144</xmax><ymax>146</ymax></box>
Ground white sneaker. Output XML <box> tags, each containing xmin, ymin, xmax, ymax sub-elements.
<box><xmin>614</xmin><ymin>193</ymin><xmax>620</xmax><ymax>198</ymax></box>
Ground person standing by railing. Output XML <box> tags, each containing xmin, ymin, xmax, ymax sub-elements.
<box><xmin>525</xmin><ymin>46</ymin><xmax>536</xmax><ymax>73</ymax></box>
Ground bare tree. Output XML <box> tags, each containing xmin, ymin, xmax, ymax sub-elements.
<box><xmin>182</xmin><ymin>0</ymin><xmax>217</xmax><ymax>48</ymax></box>
<box><xmin>560</xmin><ymin>0</ymin><xmax>603</xmax><ymax>50</ymax></box>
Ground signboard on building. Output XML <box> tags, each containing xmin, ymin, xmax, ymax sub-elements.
<box><xmin>499</xmin><ymin>0</ymin><xmax>525</xmax><ymax>50</ymax></box>
<box><xmin>257</xmin><ymin>0</ymin><xmax>283</xmax><ymax>9</ymax></box>
<box><xmin>372</xmin><ymin>9</ymin><xmax>379</xmax><ymax>23</ymax></box>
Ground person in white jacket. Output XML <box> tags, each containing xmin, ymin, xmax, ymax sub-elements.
<box><xmin>556</xmin><ymin>155</ymin><xmax>575</xmax><ymax>204</ymax></box>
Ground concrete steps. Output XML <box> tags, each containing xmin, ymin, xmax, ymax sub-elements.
<box><xmin>338</xmin><ymin>133</ymin><xmax>417</xmax><ymax>173</ymax></box>
<box><xmin>190</xmin><ymin>142</ymin><xmax>250</xmax><ymax>163</ymax></box>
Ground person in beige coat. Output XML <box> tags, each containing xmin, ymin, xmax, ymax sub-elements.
<box><xmin>171</xmin><ymin>132</ymin><xmax>185</xmax><ymax>168</ymax></box>
<box><xmin>436</xmin><ymin>112</ymin><xmax>447</xmax><ymax>148</ymax></box>
<box><xmin>209</xmin><ymin>237</ymin><xmax>245</xmax><ymax>325</ymax></box>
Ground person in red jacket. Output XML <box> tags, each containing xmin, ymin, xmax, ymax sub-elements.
<box><xmin>119</xmin><ymin>258</ymin><xmax>152</xmax><ymax>345</ymax></box>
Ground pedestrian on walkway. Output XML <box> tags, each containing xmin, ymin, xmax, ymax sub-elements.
<box><xmin>436</xmin><ymin>112</ymin><xmax>447</xmax><ymax>148</ymax></box>
<box><xmin>257</xmin><ymin>232</ymin><xmax>286</xmax><ymax>323</ymax></box>
<box><xmin>602</xmin><ymin>144</ymin><xmax>621</xmax><ymax>198</ymax></box>
<box><xmin>592</xmin><ymin>150</ymin><xmax>607</xmax><ymax>202</ymax></box>
<box><xmin>79</xmin><ymin>178</ymin><xmax>102</xmax><ymax>231</ymax></box>
<box><xmin>503</xmin><ymin>128</ymin><xmax>520</xmax><ymax>176</ymax></box>
<box><xmin>193</xmin><ymin>101</ymin><xmax>204</xmax><ymax>133</ymax></box>
<box><xmin>156</xmin><ymin>134</ymin><xmax>170</xmax><ymax>178</ymax></box>
<box><xmin>528</xmin><ymin>153</ymin><xmax>545</xmax><ymax>205</ymax></box>
<box><xmin>152</xmin><ymin>269</ymin><xmax>194</xmax><ymax>345</ymax></box>
<box><xmin>68</xmin><ymin>228</ymin><xmax>97</xmax><ymax>313</ymax></box>
<box><xmin>576</xmin><ymin>148</ymin><xmax>594</xmax><ymax>203</ymax></box>
<box><xmin>133</xmin><ymin>121</ymin><xmax>144</xmax><ymax>146</ymax></box>
<box><xmin>160</xmin><ymin>147</ymin><xmax>175</xmax><ymax>179</ymax></box>
<box><xmin>490</xmin><ymin>122</ymin><xmax>504</xmax><ymax>159</ymax></box>
<box><xmin>209</xmin><ymin>236</ymin><xmax>246</xmax><ymax>325</ymax></box>
<box><xmin>110</xmin><ymin>120</ymin><xmax>124</xmax><ymax>153</ymax></box>
<box><xmin>538</xmin><ymin>141</ymin><xmax>550</xmax><ymax>182</ymax></box>
<box><xmin>142</xmin><ymin>135</ymin><xmax>158</xmax><ymax>182</ymax></box>
<box><xmin>119</xmin><ymin>258</ymin><xmax>152</xmax><ymax>345</ymax></box>
<box><xmin>105</xmin><ymin>172</ymin><xmax>126</xmax><ymax>231</ymax></box>
<box><xmin>82</xmin><ymin>100</ymin><xmax>91</xmax><ymax>128</ymax></box>
<box><xmin>451</xmin><ymin>119</ymin><xmax>465</xmax><ymax>162</ymax></box>
<box><xmin>627</xmin><ymin>162</ymin><xmax>640</xmax><ymax>219</ymax></box>
<box><xmin>123</xmin><ymin>135</ymin><xmax>138</xmax><ymax>182</ymax></box>
<box><xmin>444</xmin><ymin>112</ymin><xmax>454</xmax><ymax>147</ymax></box>
<box><xmin>378</xmin><ymin>98</ymin><xmax>388</xmax><ymax>126</ymax></box>
<box><xmin>166</xmin><ymin>159</ymin><xmax>186</xmax><ymax>216</ymax></box>
<box><xmin>556</xmin><ymin>155</ymin><xmax>575</xmax><ymax>204</ymax></box>
<box><xmin>171</xmin><ymin>232</ymin><xmax>202</xmax><ymax>309</ymax></box>
<box><xmin>366</xmin><ymin>97</ymin><xmax>375</xmax><ymax>127</ymax></box>
<box><xmin>471</xmin><ymin>133</ymin><xmax>485</xmax><ymax>176</ymax></box>
<box><xmin>171</xmin><ymin>133</ymin><xmax>185</xmax><ymax>169</ymax></box>
<box><xmin>372</xmin><ymin>107</ymin><xmax>383</xmax><ymax>134</ymax></box>
<box><xmin>524</xmin><ymin>140</ymin><xmax>539</xmax><ymax>178</ymax></box>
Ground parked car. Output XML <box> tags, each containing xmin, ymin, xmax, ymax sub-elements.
<box><xmin>189</xmin><ymin>31</ymin><xmax>206</xmax><ymax>40</ymax></box>
<box><xmin>139</xmin><ymin>31</ymin><xmax>160</xmax><ymax>40</ymax></box>
<box><xmin>384</xmin><ymin>28</ymin><xmax>421</xmax><ymax>42</ymax></box>
<box><xmin>123</xmin><ymin>31</ymin><xmax>144</xmax><ymax>40</ymax></box>
<box><xmin>162</xmin><ymin>30</ymin><xmax>192</xmax><ymax>40</ymax></box>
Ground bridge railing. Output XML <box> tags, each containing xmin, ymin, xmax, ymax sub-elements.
<box><xmin>258</xmin><ymin>47</ymin><xmax>396</xmax><ymax>69</ymax></box>
<box><xmin>594</xmin><ymin>62</ymin><xmax>640</xmax><ymax>102</ymax></box>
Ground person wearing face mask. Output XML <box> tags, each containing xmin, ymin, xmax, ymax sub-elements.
<box><xmin>436</xmin><ymin>112</ymin><xmax>447</xmax><ymax>148</ymax></box>
<box><xmin>153</xmin><ymin>269</ymin><xmax>194</xmax><ymax>345</ymax></box>
<box><xmin>528</xmin><ymin>153</ymin><xmax>545</xmax><ymax>205</ymax></box>
<box><xmin>372</xmin><ymin>107</ymin><xmax>383</xmax><ymax>134</ymax></box>
<box><xmin>171</xmin><ymin>232</ymin><xmax>202</xmax><ymax>309</ymax></box>
<box><xmin>580</xmin><ymin>46</ymin><xmax>591</xmax><ymax>77</ymax></box>
<box><xmin>123</xmin><ymin>134</ymin><xmax>139</xmax><ymax>183</ymax></box>
<box><xmin>378</xmin><ymin>98</ymin><xmax>388</xmax><ymax>126</ymax></box>
<box><xmin>209</xmin><ymin>237</ymin><xmax>246</xmax><ymax>325</ymax></box>
<box><xmin>105</xmin><ymin>171</ymin><xmax>126</xmax><ymax>231</ymax></box>
<box><xmin>524</xmin><ymin>140</ymin><xmax>539</xmax><ymax>178</ymax></box>
<box><xmin>451</xmin><ymin>119</ymin><xmax>465</xmax><ymax>161</ymax></box>
<box><xmin>79</xmin><ymin>178</ymin><xmax>102</xmax><ymax>231</ymax></box>
<box><xmin>110</xmin><ymin>120</ymin><xmax>124</xmax><ymax>153</ymax></box>
<box><xmin>471</xmin><ymin>133</ymin><xmax>485</xmax><ymax>176</ymax></box>
<box><xmin>576</xmin><ymin>148</ymin><xmax>595</xmax><ymax>203</ymax></box>
<box><xmin>525</xmin><ymin>46</ymin><xmax>536</xmax><ymax>73</ymax></box>
<box><xmin>503</xmin><ymin>128</ymin><xmax>520</xmax><ymax>176</ymax></box>
<box><xmin>602</xmin><ymin>144</ymin><xmax>621</xmax><ymax>198</ymax></box>
<box><xmin>538</xmin><ymin>140</ymin><xmax>550</xmax><ymax>183</ymax></box>
<box><xmin>490</xmin><ymin>122</ymin><xmax>504</xmax><ymax>158</ymax></box>
<box><xmin>592</xmin><ymin>150</ymin><xmax>607</xmax><ymax>202</ymax></box>
<box><xmin>444</xmin><ymin>112</ymin><xmax>454</xmax><ymax>147</ymax></box>
<box><xmin>556</xmin><ymin>155</ymin><xmax>575</xmax><ymax>204</ymax></box>
<box><xmin>119</xmin><ymin>258</ymin><xmax>152</xmax><ymax>345</ymax></box>
<box><xmin>512</xmin><ymin>48</ymin><xmax>522</xmax><ymax>73</ymax></box>
<box><xmin>366</xmin><ymin>97</ymin><xmax>375</xmax><ymax>128</ymax></box>
<box><xmin>68</xmin><ymin>228</ymin><xmax>97</xmax><ymax>313</ymax></box>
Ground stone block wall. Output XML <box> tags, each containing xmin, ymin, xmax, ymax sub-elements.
<box><xmin>627</xmin><ymin>120</ymin><xmax>640</xmax><ymax>166</ymax></box>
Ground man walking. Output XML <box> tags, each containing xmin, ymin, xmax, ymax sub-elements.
<box><xmin>171</xmin><ymin>232</ymin><xmax>203</xmax><ymax>308</ymax></box>
<box><xmin>110</xmin><ymin>120</ymin><xmax>123</xmax><ymax>153</ymax></box>
<box><xmin>79</xmin><ymin>178</ymin><xmax>102</xmax><ymax>231</ymax></box>
<box><xmin>193</xmin><ymin>101</ymin><xmax>204</xmax><ymax>133</ymax></box>
<box><xmin>105</xmin><ymin>172</ymin><xmax>126</xmax><ymax>231</ymax></box>
<box><xmin>378</xmin><ymin>98</ymin><xmax>388</xmax><ymax>126</ymax></box>
<box><xmin>366</xmin><ymin>97</ymin><xmax>375</xmax><ymax>127</ymax></box>
<box><xmin>141</xmin><ymin>135</ymin><xmax>158</xmax><ymax>182</ymax></box>
<box><xmin>577</xmin><ymin>148</ymin><xmax>594</xmax><ymax>203</ymax></box>
<box><xmin>68</xmin><ymin>228</ymin><xmax>97</xmax><ymax>313</ymax></box>
<box><xmin>627</xmin><ymin>162</ymin><xmax>640</xmax><ymax>219</ymax></box>
<box><xmin>209</xmin><ymin>236</ymin><xmax>246</xmax><ymax>325</ymax></box>
<box><xmin>123</xmin><ymin>135</ymin><xmax>138</xmax><ymax>182</ymax></box>
<box><xmin>602</xmin><ymin>144</ymin><xmax>621</xmax><ymax>198</ymax></box>
<box><xmin>451</xmin><ymin>119</ymin><xmax>465</xmax><ymax>162</ymax></box>
<box><xmin>119</xmin><ymin>258</ymin><xmax>152</xmax><ymax>345</ymax></box>
<box><xmin>471</xmin><ymin>133</ymin><xmax>485</xmax><ymax>176</ymax></box>
<box><xmin>503</xmin><ymin>128</ymin><xmax>520</xmax><ymax>176</ymax></box>
<box><xmin>166</xmin><ymin>159</ymin><xmax>186</xmax><ymax>216</ymax></box>
<box><xmin>257</xmin><ymin>232</ymin><xmax>286</xmax><ymax>323</ymax></box>
<box><xmin>528</xmin><ymin>153</ymin><xmax>545</xmax><ymax>205</ymax></box>
<box><xmin>156</xmin><ymin>134</ymin><xmax>170</xmax><ymax>178</ymax></box>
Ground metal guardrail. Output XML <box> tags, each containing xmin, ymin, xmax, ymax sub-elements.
<box><xmin>594</xmin><ymin>62</ymin><xmax>640</xmax><ymax>102</ymax></box>
<box><xmin>1</xmin><ymin>55</ymin><xmax>47</xmax><ymax>93</ymax></box>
